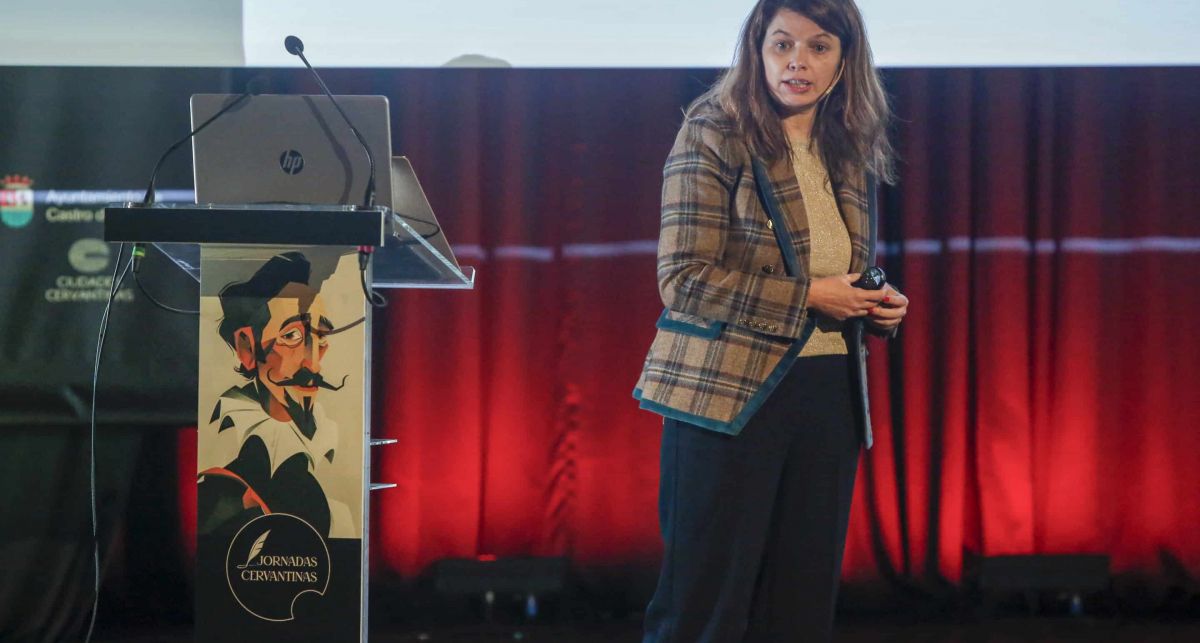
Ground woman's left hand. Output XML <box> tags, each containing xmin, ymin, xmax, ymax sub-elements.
<box><xmin>865</xmin><ymin>284</ymin><xmax>909</xmax><ymax>331</ymax></box>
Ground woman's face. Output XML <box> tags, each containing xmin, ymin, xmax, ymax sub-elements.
<box><xmin>760</xmin><ymin>9</ymin><xmax>843</xmax><ymax>118</ymax></box>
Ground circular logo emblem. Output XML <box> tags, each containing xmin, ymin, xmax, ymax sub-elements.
<box><xmin>1</xmin><ymin>183</ymin><xmax>34</xmax><ymax>228</ymax></box>
<box><xmin>279</xmin><ymin>150</ymin><xmax>305</xmax><ymax>175</ymax></box>
<box><xmin>225</xmin><ymin>514</ymin><xmax>330</xmax><ymax>621</ymax></box>
<box><xmin>67</xmin><ymin>238</ymin><xmax>110</xmax><ymax>273</ymax></box>
<box><xmin>1</xmin><ymin>208</ymin><xmax>32</xmax><ymax>228</ymax></box>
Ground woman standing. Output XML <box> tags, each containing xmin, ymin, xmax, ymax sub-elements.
<box><xmin>633</xmin><ymin>1</ymin><xmax>908</xmax><ymax>641</ymax></box>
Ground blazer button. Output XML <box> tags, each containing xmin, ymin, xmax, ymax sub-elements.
<box><xmin>761</xmin><ymin>265</ymin><xmax>775</xmax><ymax>275</ymax></box>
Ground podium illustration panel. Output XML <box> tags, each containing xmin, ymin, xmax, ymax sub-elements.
<box><xmin>196</xmin><ymin>245</ymin><xmax>368</xmax><ymax>642</ymax></box>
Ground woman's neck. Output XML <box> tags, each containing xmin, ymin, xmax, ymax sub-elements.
<box><xmin>782</xmin><ymin>109</ymin><xmax>815</xmax><ymax>143</ymax></box>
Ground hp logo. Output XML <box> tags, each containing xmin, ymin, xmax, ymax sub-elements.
<box><xmin>279</xmin><ymin>150</ymin><xmax>304</xmax><ymax>175</ymax></box>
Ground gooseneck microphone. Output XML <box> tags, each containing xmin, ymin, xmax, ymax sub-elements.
<box><xmin>285</xmin><ymin>34</ymin><xmax>386</xmax><ymax>307</ymax></box>
<box><xmin>140</xmin><ymin>77</ymin><xmax>267</xmax><ymax>207</ymax></box>
<box><xmin>136</xmin><ymin>77</ymin><xmax>267</xmax><ymax>282</ymax></box>
<box><xmin>284</xmin><ymin>35</ymin><xmax>377</xmax><ymax>210</ymax></box>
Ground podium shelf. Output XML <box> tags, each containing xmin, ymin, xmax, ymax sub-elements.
<box><xmin>104</xmin><ymin>203</ymin><xmax>387</xmax><ymax>246</ymax></box>
<box><xmin>103</xmin><ymin>203</ymin><xmax>475</xmax><ymax>289</ymax></box>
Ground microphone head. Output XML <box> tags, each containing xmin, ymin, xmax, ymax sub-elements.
<box><xmin>284</xmin><ymin>35</ymin><xmax>304</xmax><ymax>55</ymax></box>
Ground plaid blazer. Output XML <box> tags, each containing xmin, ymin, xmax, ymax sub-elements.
<box><xmin>634</xmin><ymin>104</ymin><xmax>882</xmax><ymax>448</ymax></box>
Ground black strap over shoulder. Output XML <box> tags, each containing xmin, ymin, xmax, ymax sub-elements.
<box><xmin>866</xmin><ymin>172</ymin><xmax>879</xmax><ymax>265</ymax></box>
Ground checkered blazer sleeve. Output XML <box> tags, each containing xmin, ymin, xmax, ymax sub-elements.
<box><xmin>656</xmin><ymin>116</ymin><xmax>809</xmax><ymax>339</ymax></box>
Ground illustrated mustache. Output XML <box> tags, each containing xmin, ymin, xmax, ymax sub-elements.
<box><xmin>267</xmin><ymin>367</ymin><xmax>347</xmax><ymax>391</ymax></box>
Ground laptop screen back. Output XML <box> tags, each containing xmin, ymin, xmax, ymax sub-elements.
<box><xmin>190</xmin><ymin>94</ymin><xmax>392</xmax><ymax>208</ymax></box>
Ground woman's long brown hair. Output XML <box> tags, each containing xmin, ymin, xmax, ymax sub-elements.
<box><xmin>692</xmin><ymin>0</ymin><xmax>896</xmax><ymax>186</ymax></box>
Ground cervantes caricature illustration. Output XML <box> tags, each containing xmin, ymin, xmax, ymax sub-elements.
<box><xmin>197</xmin><ymin>251</ymin><xmax>362</xmax><ymax>539</ymax></box>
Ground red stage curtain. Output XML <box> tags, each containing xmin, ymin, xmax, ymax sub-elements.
<box><xmin>844</xmin><ymin>68</ymin><xmax>1200</xmax><ymax>600</ymax></box>
<box><xmin>181</xmin><ymin>67</ymin><xmax>1200</xmax><ymax>600</ymax></box>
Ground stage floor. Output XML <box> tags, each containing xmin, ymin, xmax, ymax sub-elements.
<box><xmin>94</xmin><ymin>617</ymin><xmax>1200</xmax><ymax>642</ymax></box>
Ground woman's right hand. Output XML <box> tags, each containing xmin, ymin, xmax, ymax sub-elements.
<box><xmin>806</xmin><ymin>274</ymin><xmax>886</xmax><ymax>321</ymax></box>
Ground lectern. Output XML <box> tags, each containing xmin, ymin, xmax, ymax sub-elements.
<box><xmin>104</xmin><ymin>200</ymin><xmax>473</xmax><ymax>642</ymax></box>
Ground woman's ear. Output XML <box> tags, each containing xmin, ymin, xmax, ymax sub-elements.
<box><xmin>234</xmin><ymin>327</ymin><xmax>257</xmax><ymax>372</ymax></box>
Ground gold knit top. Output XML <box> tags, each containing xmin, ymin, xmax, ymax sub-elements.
<box><xmin>792</xmin><ymin>139</ymin><xmax>850</xmax><ymax>356</ymax></box>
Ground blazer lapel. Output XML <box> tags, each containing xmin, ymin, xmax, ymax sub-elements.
<box><xmin>755</xmin><ymin>155</ymin><xmax>871</xmax><ymax>278</ymax></box>
<box><xmin>753</xmin><ymin>154</ymin><xmax>810</xmax><ymax>278</ymax></box>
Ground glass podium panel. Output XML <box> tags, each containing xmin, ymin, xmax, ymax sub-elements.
<box><xmin>372</xmin><ymin>211</ymin><xmax>475</xmax><ymax>289</ymax></box>
<box><xmin>153</xmin><ymin>242</ymin><xmax>202</xmax><ymax>282</ymax></box>
<box><xmin>104</xmin><ymin>202</ymin><xmax>474</xmax><ymax>290</ymax></box>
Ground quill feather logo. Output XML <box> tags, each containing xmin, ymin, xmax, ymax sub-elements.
<box><xmin>237</xmin><ymin>529</ymin><xmax>271</xmax><ymax>569</ymax></box>
<box><xmin>225</xmin><ymin>514</ymin><xmax>331</xmax><ymax>621</ymax></box>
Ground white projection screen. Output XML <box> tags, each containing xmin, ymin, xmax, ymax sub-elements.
<box><xmin>2</xmin><ymin>0</ymin><xmax>1198</xmax><ymax>67</ymax></box>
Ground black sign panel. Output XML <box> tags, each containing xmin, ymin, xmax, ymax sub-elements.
<box><xmin>0</xmin><ymin>67</ymin><xmax>238</xmax><ymax>425</ymax></box>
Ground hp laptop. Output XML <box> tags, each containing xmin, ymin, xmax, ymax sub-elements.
<box><xmin>190</xmin><ymin>93</ymin><xmax>461</xmax><ymax>274</ymax></box>
<box><xmin>191</xmin><ymin>94</ymin><xmax>393</xmax><ymax>208</ymax></box>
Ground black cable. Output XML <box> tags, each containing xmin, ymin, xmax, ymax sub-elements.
<box><xmin>128</xmin><ymin>244</ymin><xmax>198</xmax><ymax>315</ymax></box>
<box><xmin>133</xmin><ymin>270</ymin><xmax>198</xmax><ymax>315</ymax></box>
<box><xmin>360</xmin><ymin>268</ymin><xmax>387</xmax><ymax>307</ymax></box>
<box><xmin>83</xmin><ymin>244</ymin><xmax>131</xmax><ymax>643</ymax></box>
<box><xmin>142</xmin><ymin>92</ymin><xmax>253</xmax><ymax>206</ymax></box>
<box><xmin>358</xmin><ymin>250</ymin><xmax>387</xmax><ymax>308</ymax></box>
<box><xmin>395</xmin><ymin>215</ymin><xmax>441</xmax><ymax>241</ymax></box>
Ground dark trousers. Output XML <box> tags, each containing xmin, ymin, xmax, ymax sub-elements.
<box><xmin>643</xmin><ymin>355</ymin><xmax>861</xmax><ymax>643</ymax></box>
